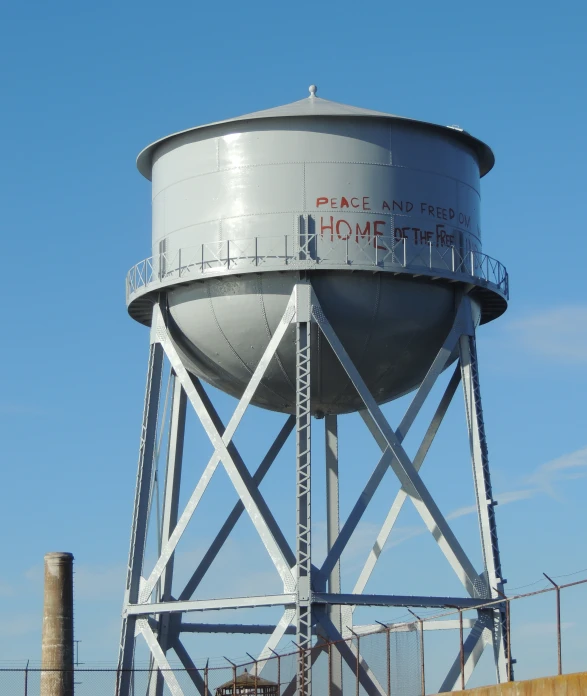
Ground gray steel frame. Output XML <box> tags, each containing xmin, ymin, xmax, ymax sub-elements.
<box><xmin>117</xmin><ymin>284</ymin><xmax>507</xmax><ymax>696</ymax></box>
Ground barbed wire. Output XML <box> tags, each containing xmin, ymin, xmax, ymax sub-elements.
<box><xmin>507</xmin><ymin>566</ymin><xmax>587</xmax><ymax>591</ymax></box>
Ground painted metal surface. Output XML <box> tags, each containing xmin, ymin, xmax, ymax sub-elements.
<box><xmin>127</xmin><ymin>89</ymin><xmax>507</xmax><ymax>414</ymax></box>
<box><xmin>119</xmin><ymin>285</ymin><xmax>508</xmax><ymax>695</ymax></box>
<box><xmin>167</xmin><ymin>272</ymin><xmax>481</xmax><ymax>415</ymax></box>
<box><xmin>136</xmin><ymin>87</ymin><xmax>494</xmax><ymax>179</ymax></box>
<box><xmin>120</xmin><ymin>92</ymin><xmax>511</xmax><ymax>694</ymax></box>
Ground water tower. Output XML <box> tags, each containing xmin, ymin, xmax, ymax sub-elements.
<box><xmin>117</xmin><ymin>87</ymin><xmax>510</xmax><ymax>695</ymax></box>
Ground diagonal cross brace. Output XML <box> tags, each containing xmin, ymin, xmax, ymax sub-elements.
<box><xmin>138</xmin><ymin>619</ymin><xmax>185</xmax><ymax>696</ymax></box>
<box><xmin>319</xmin><ymin>300</ymin><xmax>466</xmax><ymax>582</ymax></box>
<box><xmin>178</xmin><ymin>416</ymin><xmax>295</xmax><ymax>601</ymax></box>
<box><xmin>319</xmin><ymin>315</ymin><xmax>463</xmax><ymax>581</ymax></box>
<box><xmin>173</xmin><ymin>638</ymin><xmax>208</xmax><ymax>695</ymax></box>
<box><xmin>188</xmin><ymin>377</ymin><xmax>296</xmax><ymax>571</ymax></box>
<box><xmin>312</xmin><ymin>295</ymin><xmax>484</xmax><ymax>599</ymax></box>
<box><xmin>256</xmin><ymin>608</ymin><xmax>296</xmax><ymax>675</ymax></box>
<box><xmin>314</xmin><ymin>608</ymin><xmax>387</xmax><ymax>696</ymax></box>
<box><xmin>141</xmin><ymin>298</ymin><xmax>297</xmax><ymax>597</ymax></box>
<box><xmin>438</xmin><ymin>616</ymin><xmax>491</xmax><ymax>692</ymax></box>
<box><xmin>352</xmin><ymin>366</ymin><xmax>462</xmax><ymax>599</ymax></box>
<box><xmin>321</xmin><ymin>300</ymin><xmax>474</xmax><ymax>584</ymax></box>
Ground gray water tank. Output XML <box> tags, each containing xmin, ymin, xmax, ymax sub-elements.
<box><xmin>127</xmin><ymin>87</ymin><xmax>508</xmax><ymax>415</ymax></box>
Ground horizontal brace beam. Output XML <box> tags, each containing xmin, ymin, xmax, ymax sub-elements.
<box><xmin>353</xmin><ymin>619</ymin><xmax>476</xmax><ymax>634</ymax></box>
<box><xmin>180</xmin><ymin>623</ymin><xmax>300</xmax><ymax>635</ymax></box>
<box><xmin>126</xmin><ymin>594</ymin><xmax>296</xmax><ymax>615</ymax></box>
<box><xmin>178</xmin><ymin>619</ymin><xmax>478</xmax><ymax>635</ymax></box>
<box><xmin>313</xmin><ymin>593</ymin><xmax>485</xmax><ymax>609</ymax></box>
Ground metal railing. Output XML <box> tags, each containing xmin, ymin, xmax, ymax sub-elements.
<box><xmin>3</xmin><ymin>576</ymin><xmax>584</xmax><ymax>694</ymax></box>
<box><xmin>126</xmin><ymin>235</ymin><xmax>508</xmax><ymax>303</ymax></box>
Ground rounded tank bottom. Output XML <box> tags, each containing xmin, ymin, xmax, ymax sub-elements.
<box><xmin>166</xmin><ymin>271</ymin><xmax>471</xmax><ymax>415</ymax></box>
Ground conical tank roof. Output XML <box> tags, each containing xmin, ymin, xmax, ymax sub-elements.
<box><xmin>217</xmin><ymin>85</ymin><xmax>397</xmax><ymax>120</ymax></box>
<box><xmin>137</xmin><ymin>86</ymin><xmax>494</xmax><ymax>179</ymax></box>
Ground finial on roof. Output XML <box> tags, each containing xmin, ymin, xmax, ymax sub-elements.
<box><xmin>308</xmin><ymin>84</ymin><xmax>317</xmax><ymax>98</ymax></box>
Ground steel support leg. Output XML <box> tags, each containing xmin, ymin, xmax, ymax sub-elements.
<box><xmin>460</xmin><ymin>315</ymin><xmax>508</xmax><ymax>682</ymax></box>
<box><xmin>151</xmin><ymin>375</ymin><xmax>187</xmax><ymax>696</ymax></box>
<box><xmin>325</xmin><ymin>415</ymin><xmax>343</xmax><ymax>696</ymax></box>
<box><xmin>295</xmin><ymin>285</ymin><xmax>313</xmax><ymax>696</ymax></box>
<box><xmin>118</xmin><ymin>337</ymin><xmax>164</xmax><ymax>696</ymax></box>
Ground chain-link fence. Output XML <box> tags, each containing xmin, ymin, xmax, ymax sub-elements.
<box><xmin>0</xmin><ymin>627</ymin><xmax>419</xmax><ymax>696</ymax></box>
<box><xmin>2</xmin><ymin>577</ymin><xmax>585</xmax><ymax>695</ymax></box>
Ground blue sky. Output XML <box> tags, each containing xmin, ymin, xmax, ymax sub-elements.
<box><xmin>1</xmin><ymin>0</ymin><xmax>586</xmax><ymax>689</ymax></box>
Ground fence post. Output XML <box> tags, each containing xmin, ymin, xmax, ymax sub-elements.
<box><xmin>459</xmin><ymin>609</ymin><xmax>465</xmax><ymax>691</ymax></box>
<box><xmin>224</xmin><ymin>657</ymin><xmax>237</xmax><ymax>694</ymax></box>
<box><xmin>494</xmin><ymin>588</ymin><xmax>513</xmax><ymax>683</ymax></box>
<box><xmin>246</xmin><ymin>653</ymin><xmax>259</xmax><ymax>695</ymax></box>
<box><xmin>356</xmin><ymin>635</ymin><xmax>360</xmax><ymax>696</ymax></box>
<box><xmin>387</xmin><ymin>628</ymin><xmax>391</xmax><ymax>696</ymax></box>
<box><xmin>376</xmin><ymin>621</ymin><xmax>391</xmax><ymax>696</ymax></box>
<box><xmin>408</xmin><ymin>609</ymin><xmax>425</xmax><ymax>696</ymax></box>
<box><xmin>269</xmin><ymin>648</ymin><xmax>281</xmax><ymax>695</ymax></box>
<box><xmin>505</xmin><ymin>599</ymin><xmax>512</xmax><ymax>682</ymax></box>
<box><xmin>327</xmin><ymin>642</ymin><xmax>332</xmax><ymax>696</ymax></box>
<box><xmin>544</xmin><ymin>573</ymin><xmax>562</xmax><ymax>675</ymax></box>
<box><xmin>204</xmin><ymin>659</ymin><xmax>209</xmax><ymax>696</ymax></box>
<box><xmin>24</xmin><ymin>660</ymin><xmax>29</xmax><ymax>696</ymax></box>
<box><xmin>347</xmin><ymin>627</ymin><xmax>360</xmax><ymax>696</ymax></box>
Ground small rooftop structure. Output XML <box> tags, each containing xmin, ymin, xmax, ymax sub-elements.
<box><xmin>215</xmin><ymin>668</ymin><xmax>279</xmax><ymax>695</ymax></box>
